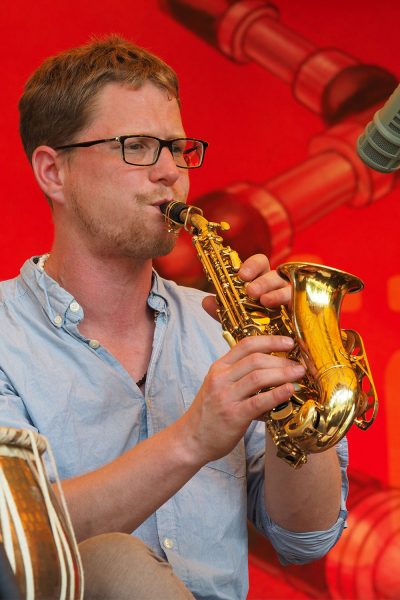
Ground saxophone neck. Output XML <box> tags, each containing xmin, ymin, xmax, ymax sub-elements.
<box><xmin>160</xmin><ymin>200</ymin><xmax>230</xmax><ymax>236</ymax></box>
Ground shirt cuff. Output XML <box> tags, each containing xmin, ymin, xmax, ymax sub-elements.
<box><xmin>256</xmin><ymin>438</ymin><xmax>349</xmax><ymax>565</ymax></box>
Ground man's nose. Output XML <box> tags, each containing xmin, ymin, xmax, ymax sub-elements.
<box><xmin>149</xmin><ymin>146</ymin><xmax>181</xmax><ymax>185</ymax></box>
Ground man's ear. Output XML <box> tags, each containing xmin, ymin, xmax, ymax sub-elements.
<box><xmin>31</xmin><ymin>146</ymin><xmax>67</xmax><ymax>206</ymax></box>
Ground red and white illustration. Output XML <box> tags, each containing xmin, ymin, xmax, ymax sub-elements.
<box><xmin>2</xmin><ymin>1</ymin><xmax>399</xmax><ymax>598</ymax></box>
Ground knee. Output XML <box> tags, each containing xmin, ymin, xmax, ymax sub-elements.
<box><xmin>79</xmin><ymin>532</ymin><xmax>160</xmax><ymax>571</ymax></box>
<box><xmin>78</xmin><ymin>533</ymin><xmax>194</xmax><ymax>600</ymax></box>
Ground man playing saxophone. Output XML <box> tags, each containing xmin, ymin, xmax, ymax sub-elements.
<box><xmin>0</xmin><ymin>36</ymin><xmax>347</xmax><ymax>599</ymax></box>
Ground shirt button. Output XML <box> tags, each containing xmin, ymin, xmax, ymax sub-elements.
<box><xmin>53</xmin><ymin>315</ymin><xmax>63</xmax><ymax>327</ymax></box>
<box><xmin>89</xmin><ymin>339</ymin><xmax>100</xmax><ymax>349</ymax></box>
<box><xmin>163</xmin><ymin>538</ymin><xmax>174</xmax><ymax>550</ymax></box>
<box><xmin>70</xmin><ymin>301</ymin><xmax>80</xmax><ymax>313</ymax></box>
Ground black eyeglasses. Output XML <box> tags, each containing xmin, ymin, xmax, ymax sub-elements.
<box><xmin>54</xmin><ymin>135</ymin><xmax>208</xmax><ymax>169</ymax></box>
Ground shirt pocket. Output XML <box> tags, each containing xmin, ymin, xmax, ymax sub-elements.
<box><xmin>181</xmin><ymin>385</ymin><xmax>246</xmax><ymax>479</ymax></box>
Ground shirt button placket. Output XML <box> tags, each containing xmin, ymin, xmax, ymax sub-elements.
<box><xmin>163</xmin><ymin>537</ymin><xmax>174</xmax><ymax>550</ymax></box>
<box><xmin>69</xmin><ymin>301</ymin><xmax>80</xmax><ymax>313</ymax></box>
<box><xmin>53</xmin><ymin>315</ymin><xmax>63</xmax><ymax>327</ymax></box>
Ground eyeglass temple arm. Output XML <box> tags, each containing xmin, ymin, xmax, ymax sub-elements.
<box><xmin>55</xmin><ymin>137</ymin><xmax>119</xmax><ymax>150</ymax></box>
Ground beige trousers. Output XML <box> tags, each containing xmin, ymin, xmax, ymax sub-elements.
<box><xmin>79</xmin><ymin>533</ymin><xmax>195</xmax><ymax>600</ymax></box>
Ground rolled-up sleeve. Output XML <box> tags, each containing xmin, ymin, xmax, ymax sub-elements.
<box><xmin>247</xmin><ymin>423</ymin><xmax>348</xmax><ymax>565</ymax></box>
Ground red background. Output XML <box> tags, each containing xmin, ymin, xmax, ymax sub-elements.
<box><xmin>1</xmin><ymin>1</ymin><xmax>399</xmax><ymax>598</ymax></box>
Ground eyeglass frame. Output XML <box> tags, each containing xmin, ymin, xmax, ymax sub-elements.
<box><xmin>54</xmin><ymin>135</ymin><xmax>209</xmax><ymax>169</ymax></box>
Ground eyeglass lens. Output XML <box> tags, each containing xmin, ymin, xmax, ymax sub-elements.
<box><xmin>123</xmin><ymin>136</ymin><xmax>204</xmax><ymax>168</ymax></box>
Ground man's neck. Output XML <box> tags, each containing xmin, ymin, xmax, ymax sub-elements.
<box><xmin>44</xmin><ymin>244</ymin><xmax>154</xmax><ymax>337</ymax></box>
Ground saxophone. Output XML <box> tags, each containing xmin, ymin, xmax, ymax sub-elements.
<box><xmin>161</xmin><ymin>201</ymin><xmax>378</xmax><ymax>468</ymax></box>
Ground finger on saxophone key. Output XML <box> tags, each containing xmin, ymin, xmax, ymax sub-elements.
<box><xmin>291</xmin><ymin>365</ymin><xmax>306</xmax><ymax>378</ymax></box>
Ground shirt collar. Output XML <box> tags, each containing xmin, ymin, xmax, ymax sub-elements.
<box><xmin>20</xmin><ymin>256</ymin><xmax>170</xmax><ymax>328</ymax></box>
<box><xmin>148</xmin><ymin>269</ymin><xmax>169</xmax><ymax>315</ymax></box>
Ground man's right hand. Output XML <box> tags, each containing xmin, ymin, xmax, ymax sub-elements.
<box><xmin>180</xmin><ymin>335</ymin><xmax>305</xmax><ymax>466</ymax></box>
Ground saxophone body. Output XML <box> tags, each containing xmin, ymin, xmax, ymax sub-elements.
<box><xmin>161</xmin><ymin>201</ymin><xmax>378</xmax><ymax>468</ymax></box>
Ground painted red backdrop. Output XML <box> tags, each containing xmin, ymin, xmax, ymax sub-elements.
<box><xmin>1</xmin><ymin>1</ymin><xmax>399</xmax><ymax>598</ymax></box>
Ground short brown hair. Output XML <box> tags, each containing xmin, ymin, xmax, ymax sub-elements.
<box><xmin>19</xmin><ymin>35</ymin><xmax>180</xmax><ymax>161</ymax></box>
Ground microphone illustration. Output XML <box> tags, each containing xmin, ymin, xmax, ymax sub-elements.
<box><xmin>357</xmin><ymin>83</ymin><xmax>400</xmax><ymax>173</ymax></box>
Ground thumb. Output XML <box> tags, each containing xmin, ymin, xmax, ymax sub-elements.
<box><xmin>202</xmin><ymin>295</ymin><xmax>219</xmax><ymax>321</ymax></box>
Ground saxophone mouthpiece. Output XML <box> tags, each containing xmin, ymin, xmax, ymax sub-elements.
<box><xmin>160</xmin><ymin>201</ymin><xmax>188</xmax><ymax>225</ymax></box>
<box><xmin>161</xmin><ymin>201</ymin><xmax>204</xmax><ymax>232</ymax></box>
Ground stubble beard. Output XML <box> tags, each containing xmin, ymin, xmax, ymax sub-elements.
<box><xmin>69</xmin><ymin>189</ymin><xmax>179</xmax><ymax>260</ymax></box>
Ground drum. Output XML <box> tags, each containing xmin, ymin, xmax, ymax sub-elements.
<box><xmin>0</xmin><ymin>427</ymin><xmax>83</xmax><ymax>599</ymax></box>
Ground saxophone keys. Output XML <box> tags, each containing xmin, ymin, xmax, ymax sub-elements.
<box><xmin>222</xmin><ymin>330</ymin><xmax>237</xmax><ymax>348</ymax></box>
<box><xmin>248</xmin><ymin>311</ymin><xmax>271</xmax><ymax>327</ymax></box>
<box><xmin>271</xmin><ymin>401</ymin><xmax>294</xmax><ymax>421</ymax></box>
<box><xmin>229</xmin><ymin>250</ymin><xmax>241</xmax><ymax>271</ymax></box>
<box><xmin>284</xmin><ymin>400</ymin><xmax>319</xmax><ymax>437</ymax></box>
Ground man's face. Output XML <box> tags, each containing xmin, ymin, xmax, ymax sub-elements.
<box><xmin>60</xmin><ymin>81</ymin><xmax>190</xmax><ymax>260</ymax></box>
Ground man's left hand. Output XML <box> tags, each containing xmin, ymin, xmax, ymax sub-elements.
<box><xmin>202</xmin><ymin>253</ymin><xmax>291</xmax><ymax>318</ymax></box>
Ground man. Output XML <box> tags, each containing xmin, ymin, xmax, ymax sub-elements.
<box><xmin>0</xmin><ymin>36</ymin><xmax>347</xmax><ymax>599</ymax></box>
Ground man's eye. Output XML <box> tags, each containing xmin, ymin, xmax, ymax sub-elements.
<box><xmin>126</xmin><ymin>142</ymin><xmax>145</xmax><ymax>151</ymax></box>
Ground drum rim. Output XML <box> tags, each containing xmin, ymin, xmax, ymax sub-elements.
<box><xmin>0</xmin><ymin>427</ymin><xmax>47</xmax><ymax>454</ymax></box>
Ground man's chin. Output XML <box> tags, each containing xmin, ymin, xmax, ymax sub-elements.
<box><xmin>127</xmin><ymin>230</ymin><xmax>177</xmax><ymax>260</ymax></box>
<box><xmin>151</xmin><ymin>234</ymin><xmax>177</xmax><ymax>259</ymax></box>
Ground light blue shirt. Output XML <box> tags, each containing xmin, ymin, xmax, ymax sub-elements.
<box><xmin>0</xmin><ymin>257</ymin><xmax>348</xmax><ymax>600</ymax></box>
